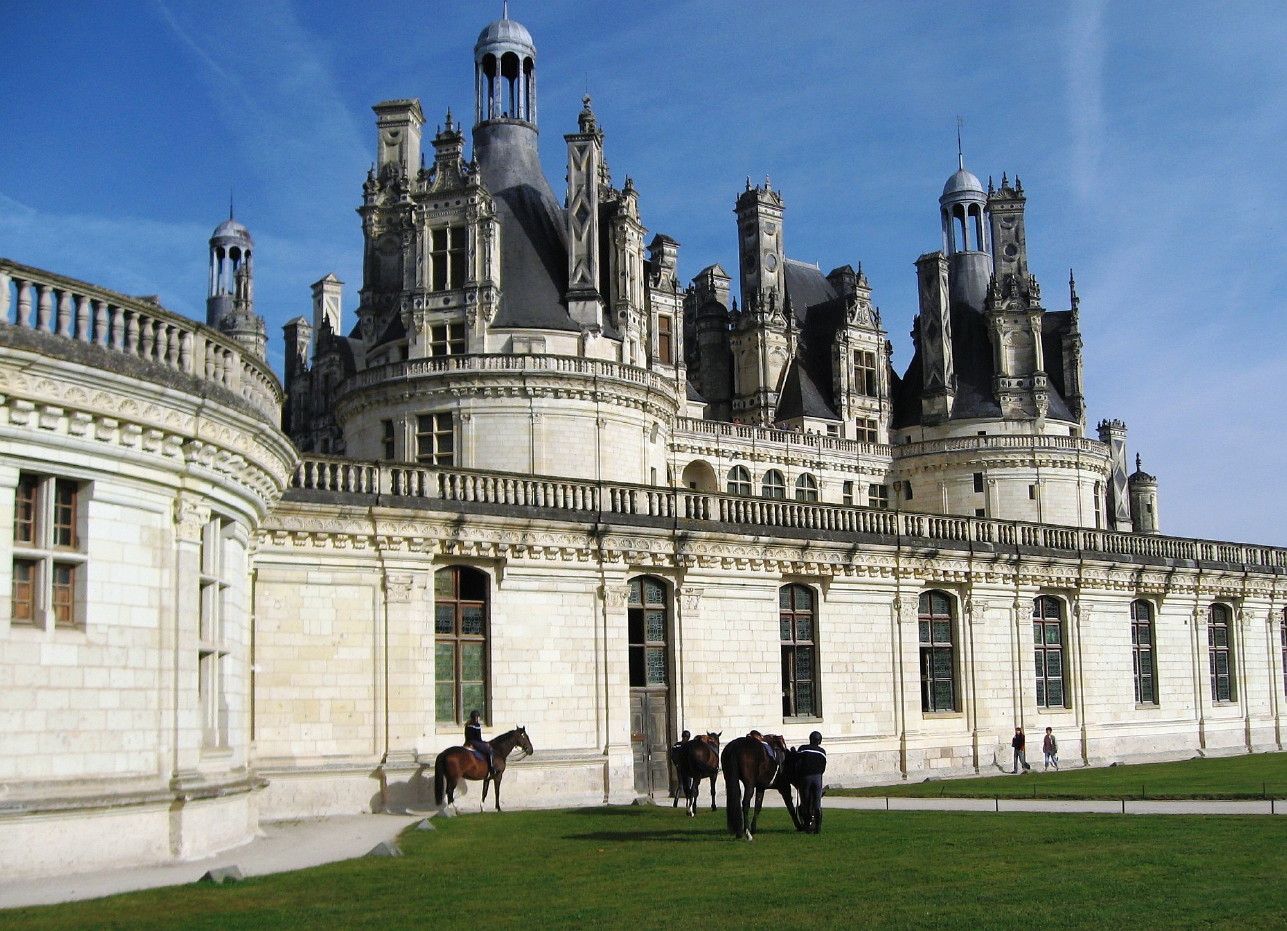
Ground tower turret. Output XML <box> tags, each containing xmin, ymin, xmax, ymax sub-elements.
<box><xmin>940</xmin><ymin>155</ymin><xmax>991</xmax><ymax>312</ymax></box>
<box><xmin>1128</xmin><ymin>455</ymin><xmax>1160</xmax><ymax>534</ymax></box>
<box><xmin>206</xmin><ymin>212</ymin><xmax>266</xmax><ymax>358</ymax></box>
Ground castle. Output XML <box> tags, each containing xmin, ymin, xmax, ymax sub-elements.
<box><xmin>0</xmin><ymin>13</ymin><xmax>1280</xmax><ymax>879</ymax></box>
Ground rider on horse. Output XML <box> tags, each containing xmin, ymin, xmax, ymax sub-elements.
<box><xmin>465</xmin><ymin>709</ymin><xmax>496</xmax><ymax>777</ymax></box>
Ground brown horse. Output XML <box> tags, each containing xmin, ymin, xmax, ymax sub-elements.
<box><xmin>433</xmin><ymin>726</ymin><xmax>534</xmax><ymax>812</ymax></box>
<box><xmin>671</xmin><ymin>731</ymin><xmax>721</xmax><ymax>817</ymax></box>
<box><xmin>721</xmin><ymin>733</ymin><xmax>801</xmax><ymax>840</ymax></box>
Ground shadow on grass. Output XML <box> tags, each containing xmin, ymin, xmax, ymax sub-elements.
<box><xmin>564</xmin><ymin>829</ymin><xmax>727</xmax><ymax>842</ymax></box>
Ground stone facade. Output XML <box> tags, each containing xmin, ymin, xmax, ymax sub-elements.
<box><xmin>2</xmin><ymin>12</ymin><xmax>1286</xmax><ymax>880</ymax></box>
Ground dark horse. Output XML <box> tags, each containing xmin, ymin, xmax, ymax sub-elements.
<box><xmin>433</xmin><ymin>726</ymin><xmax>534</xmax><ymax>812</ymax></box>
<box><xmin>671</xmin><ymin>731</ymin><xmax>721</xmax><ymax>816</ymax></box>
<box><xmin>721</xmin><ymin>733</ymin><xmax>801</xmax><ymax>840</ymax></box>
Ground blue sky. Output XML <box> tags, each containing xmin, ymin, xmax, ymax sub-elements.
<box><xmin>3</xmin><ymin>1</ymin><xmax>1286</xmax><ymax>545</ymax></box>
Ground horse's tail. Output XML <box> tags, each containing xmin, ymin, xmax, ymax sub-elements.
<box><xmin>722</xmin><ymin>741</ymin><xmax>743</xmax><ymax>836</ymax></box>
<box><xmin>433</xmin><ymin>752</ymin><xmax>447</xmax><ymax>807</ymax></box>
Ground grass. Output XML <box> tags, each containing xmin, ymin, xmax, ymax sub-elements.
<box><xmin>831</xmin><ymin>752</ymin><xmax>1287</xmax><ymax>800</ymax></box>
<box><xmin>2</xmin><ymin>803</ymin><xmax>1286</xmax><ymax>929</ymax></box>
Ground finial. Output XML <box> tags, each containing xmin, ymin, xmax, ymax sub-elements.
<box><xmin>745</xmin><ymin>176</ymin><xmax>752</xmax><ymax>191</ymax></box>
<box><xmin>764</xmin><ymin>175</ymin><xmax>772</xmax><ymax>191</ymax></box>
<box><xmin>956</xmin><ymin>116</ymin><xmax>964</xmax><ymax>171</ymax></box>
<box><xmin>229</xmin><ymin>190</ymin><xmax>234</xmax><ymax>221</ymax></box>
<box><xmin>1135</xmin><ymin>453</ymin><xmax>1142</xmax><ymax>471</ymax></box>
<box><xmin>446</xmin><ymin>107</ymin><xmax>454</xmax><ymax>131</ymax></box>
<box><xmin>1001</xmin><ymin>172</ymin><xmax>1008</xmax><ymax>188</ymax></box>
<box><xmin>503</xmin><ymin>0</ymin><xmax>509</xmax><ymax>20</ymax></box>
<box><xmin>582</xmin><ymin>94</ymin><xmax>592</xmax><ymax>110</ymax></box>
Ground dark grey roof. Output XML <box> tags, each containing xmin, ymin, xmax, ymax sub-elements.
<box><xmin>776</xmin><ymin>359</ymin><xmax>839</xmax><ymax>421</ymax></box>
<box><xmin>783</xmin><ymin>260</ymin><xmax>836</xmax><ymax>325</ymax></box>
<box><xmin>686</xmin><ymin>379</ymin><xmax>706</xmax><ymax>402</ymax></box>
<box><xmin>473</xmin><ymin>122</ymin><xmax>578</xmax><ymax>332</ymax></box>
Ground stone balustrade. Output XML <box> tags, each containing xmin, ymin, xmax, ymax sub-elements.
<box><xmin>343</xmin><ymin>352</ymin><xmax>679</xmax><ymax>396</ymax></box>
<box><xmin>289</xmin><ymin>455</ymin><xmax>1287</xmax><ymax>569</ymax></box>
<box><xmin>675</xmin><ymin>417</ymin><xmax>890</xmax><ymax>456</ymax></box>
<box><xmin>0</xmin><ymin>260</ymin><xmax>282</xmax><ymax>422</ymax></box>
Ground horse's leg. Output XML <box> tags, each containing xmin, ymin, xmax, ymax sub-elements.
<box><xmin>708</xmin><ymin>774</ymin><xmax>718</xmax><ymax>811</ymax></box>
<box><xmin>748</xmin><ymin>787</ymin><xmax>767</xmax><ymax>840</ymax></box>
<box><xmin>493</xmin><ymin>773</ymin><xmax>502</xmax><ymax>813</ymax></box>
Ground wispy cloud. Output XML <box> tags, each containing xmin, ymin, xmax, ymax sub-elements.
<box><xmin>1064</xmin><ymin>0</ymin><xmax>1107</xmax><ymax>202</ymax></box>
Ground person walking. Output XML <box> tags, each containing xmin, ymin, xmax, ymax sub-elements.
<box><xmin>795</xmin><ymin>731</ymin><xmax>828</xmax><ymax>833</ymax></box>
<box><xmin>1042</xmin><ymin>726</ymin><xmax>1059</xmax><ymax>771</ymax></box>
<box><xmin>1011</xmin><ymin>726</ymin><xmax>1029</xmax><ymax>774</ymax></box>
<box><xmin>465</xmin><ymin>709</ymin><xmax>496</xmax><ymax>777</ymax></box>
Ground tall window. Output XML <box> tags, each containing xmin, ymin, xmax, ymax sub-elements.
<box><xmin>856</xmin><ymin>417</ymin><xmax>878</xmax><ymax>443</ymax></box>
<box><xmin>1033</xmin><ymin>596</ymin><xmax>1067</xmax><ymax>708</ymax></box>
<box><xmin>435</xmin><ymin>566</ymin><xmax>488</xmax><ymax>723</ymax></box>
<box><xmin>853</xmin><ymin>349</ymin><xmax>878</xmax><ymax>396</ymax></box>
<box><xmin>429</xmin><ymin>322</ymin><xmax>466</xmax><ymax>356</ymax></box>
<box><xmin>416</xmin><ymin>413</ymin><xmax>455</xmax><ymax>465</ymax></box>
<box><xmin>1093</xmin><ymin>482</ymin><xmax>1103</xmax><ymax>529</ymax></box>
<box><xmin>1281</xmin><ymin>609</ymin><xmax>1287</xmax><ymax>700</ymax></box>
<box><xmin>1131</xmin><ymin>600</ymin><xmax>1157</xmax><ymax>705</ymax></box>
<box><xmin>382</xmin><ymin>419</ymin><xmax>396</xmax><ymax>459</ymax></box>
<box><xmin>919</xmin><ymin>590</ymin><xmax>956</xmax><ymax>712</ymax></box>
<box><xmin>794</xmin><ymin>474</ymin><xmax>818</xmax><ymax>502</ymax></box>
<box><xmin>430</xmin><ymin>226</ymin><xmax>467</xmax><ymax>291</ymax></box>
<box><xmin>628</xmin><ymin>576</ymin><xmax>668</xmax><ymax>688</ymax></box>
<box><xmin>780</xmin><ymin>584</ymin><xmax>818</xmax><ymax>717</ymax></box>
<box><xmin>199</xmin><ymin>517</ymin><xmax>233</xmax><ymax>748</ymax></box>
<box><xmin>1208</xmin><ymin>603</ymin><xmax>1235</xmax><ymax>703</ymax></box>
<box><xmin>12</xmin><ymin>473</ymin><xmax>85</xmax><ymax>629</ymax></box>
<box><xmin>726</xmin><ymin>466</ymin><xmax>752</xmax><ymax>496</ymax></box>
<box><xmin>842</xmin><ymin>481</ymin><xmax>854</xmax><ymax>506</ymax></box>
<box><xmin>762</xmin><ymin>470</ymin><xmax>786</xmax><ymax>499</ymax></box>
<box><xmin>657</xmin><ymin>314</ymin><xmax>673</xmax><ymax>364</ymax></box>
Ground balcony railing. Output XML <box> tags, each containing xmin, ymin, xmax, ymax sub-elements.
<box><xmin>289</xmin><ymin>455</ymin><xmax>1287</xmax><ymax>570</ymax></box>
<box><xmin>0</xmin><ymin>260</ymin><xmax>282</xmax><ymax>422</ymax></box>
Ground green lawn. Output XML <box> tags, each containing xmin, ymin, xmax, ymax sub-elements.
<box><xmin>3</xmin><ymin>804</ymin><xmax>1286</xmax><ymax>929</ymax></box>
<box><xmin>831</xmin><ymin>751</ymin><xmax>1287</xmax><ymax>800</ymax></box>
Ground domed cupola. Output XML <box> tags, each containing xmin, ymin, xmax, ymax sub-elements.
<box><xmin>938</xmin><ymin>144</ymin><xmax>992</xmax><ymax>314</ymax></box>
<box><xmin>475</xmin><ymin>10</ymin><xmax>536</xmax><ymax>125</ymax></box>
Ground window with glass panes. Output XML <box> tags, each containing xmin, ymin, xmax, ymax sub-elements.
<box><xmin>628</xmin><ymin>576</ymin><xmax>668</xmax><ymax>688</ymax></box>
<box><xmin>1282</xmin><ymin>609</ymin><xmax>1287</xmax><ymax>699</ymax></box>
<box><xmin>853</xmin><ymin>349</ymin><xmax>878</xmax><ymax>396</ymax></box>
<box><xmin>434</xmin><ymin>566</ymin><xmax>488</xmax><ymax>723</ymax></box>
<box><xmin>794</xmin><ymin>474</ymin><xmax>818</xmax><ymax>502</ymax></box>
<box><xmin>199</xmin><ymin>516</ymin><xmax>233</xmax><ymax>748</ymax></box>
<box><xmin>918</xmin><ymin>590</ymin><xmax>956</xmax><ymax>712</ymax></box>
<box><xmin>1033</xmin><ymin>596</ymin><xmax>1067</xmax><ymax>708</ymax></box>
<box><xmin>429</xmin><ymin>322</ymin><xmax>466</xmax><ymax>356</ymax></box>
<box><xmin>856</xmin><ymin>417</ymin><xmax>878</xmax><ymax>443</ymax></box>
<box><xmin>868</xmin><ymin>484</ymin><xmax>890</xmax><ymax>509</ymax></box>
<box><xmin>727</xmin><ymin>466</ymin><xmax>752</xmax><ymax>496</ymax></box>
<box><xmin>657</xmin><ymin>314</ymin><xmax>673</xmax><ymax>364</ymax></box>
<box><xmin>1208</xmin><ymin>603</ymin><xmax>1235</xmax><ymax>702</ymax></box>
<box><xmin>430</xmin><ymin>226</ymin><xmax>467</xmax><ymax>291</ymax></box>
<box><xmin>1131</xmin><ymin>600</ymin><xmax>1157</xmax><ymax>705</ymax></box>
<box><xmin>11</xmin><ymin>473</ymin><xmax>84</xmax><ymax>629</ymax></box>
<box><xmin>762</xmin><ymin>470</ymin><xmax>786</xmax><ymax>499</ymax></box>
<box><xmin>780</xmin><ymin>584</ymin><xmax>818</xmax><ymax>717</ymax></box>
<box><xmin>381</xmin><ymin>419</ymin><xmax>396</xmax><ymax>459</ymax></box>
<box><xmin>416</xmin><ymin>413</ymin><xmax>454</xmax><ymax>465</ymax></box>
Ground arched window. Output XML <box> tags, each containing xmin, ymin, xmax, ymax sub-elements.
<box><xmin>762</xmin><ymin>470</ymin><xmax>786</xmax><ymax>499</ymax></box>
<box><xmin>629</xmin><ymin>576</ymin><xmax>669</xmax><ymax>687</ymax></box>
<box><xmin>1208</xmin><ymin>604</ymin><xmax>1236</xmax><ymax>702</ymax></box>
<box><xmin>780</xmin><ymin>584</ymin><xmax>818</xmax><ymax>717</ymax></box>
<box><xmin>919</xmin><ymin>590</ymin><xmax>956</xmax><ymax>713</ymax></box>
<box><xmin>726</xmin><ymin>465</ymin><xmax>752</xmax><ymax>496</ymax></box>
<box><xmin>434</xmin><ymin>566</ymin><xmax>488</xmax><ymax>723</ymax></box>
<box><xmin>794</xmin><ymin>474</ymin><xmax>818</xmax><ymax>502</ymax></box>
<box><xmin>1033</xmin><ymin>596</ymin><xmax>1067</xmax><ymax>708</ymax></box>
<box><xmin>1131</xmin><ymin>600</ymin><xmax>1157</xmax><ymax>705</ymax></box>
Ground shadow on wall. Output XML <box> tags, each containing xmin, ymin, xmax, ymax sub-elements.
<box><xmin>371</xmin><ymin>763</ymin><xmax>446</xmax><ymax>813</ymax></box>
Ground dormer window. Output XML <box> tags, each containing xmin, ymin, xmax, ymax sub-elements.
<box><xmin>431</xmin><ymin>226</ymin><xmax>467</xmax><ymax>291</ymax></box>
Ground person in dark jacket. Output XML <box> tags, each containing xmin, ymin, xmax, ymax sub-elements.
<box><xmin>794</xmin><ymin>731</ymin><xmax>828</xmax><ymax>833</ymax></box>
<box><xmin>1011</xmin><ymin>726</ymin><xmax>1029</xmax><ymax>773</ymax></box>
<box><xmin>465</xmin><ymin>709</ymin><xmax>495</xmax><ymax>776</ymax></box>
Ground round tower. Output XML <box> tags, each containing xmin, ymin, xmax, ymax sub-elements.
<box><xmin>1128</xmin><ymin>455</ymin><xmax>1160</xmax><ymax>535</ymax></box>
<box><xmin>207</xmin><ymin>215</ymin><xmax>253</xmax><ymax>328</ymax></box>
<box><xmin>939</xmin><ymin>157</ymin><xmax>991</xmax><ymax>313</ymax></box>
<box><xmin>475</xmin><ymin>14</ymin><xmax>536</xmax><ymax>126</ymax></box>
<box><xmin>206</xmin><ymin>213</ymin><xmax>267</xmax><ymax>358</ymax></box>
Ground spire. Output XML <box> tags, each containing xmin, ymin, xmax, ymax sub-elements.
<box><xmin>956</xmin><ymin>116</ymin><xmax>964</xmax><ymax>171</ymax></box>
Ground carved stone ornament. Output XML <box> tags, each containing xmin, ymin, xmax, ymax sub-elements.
<box><xmin>386</xmin><ymin>574</ymin><xmax>414</xmax><ymax>603</ymax></box>
<box><xmin>603</xmin><ymin>584</ymin><xmax>631</xmax><ymax>608</ymax></box>
<box><xmin>174</xmin><ymin>493</ymin><xmax>211</xmax><ymax>543</ymax></box>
